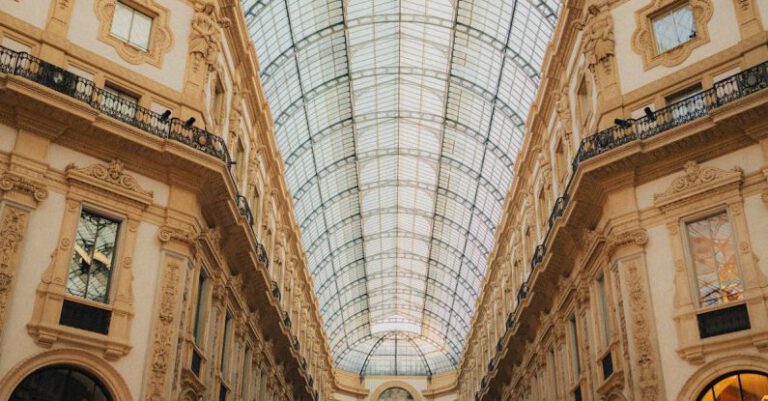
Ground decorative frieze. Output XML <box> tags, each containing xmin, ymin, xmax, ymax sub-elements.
<box><xmin>0</xmin><ymin>206</ymin><xmax>30</xmax><ymax>343</ymax></box>
<box><xmin>145</xmin><ymin>260</ymin><xmax>182</xmax><ymax>401</ymax></box>
<box><xmin>0</xmin><ymin>172</ymin><xmax>48</xmax><ymax>203</ymax></box>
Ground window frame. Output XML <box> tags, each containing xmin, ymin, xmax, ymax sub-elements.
<box><xmin>650</xmin><ymin>1</ymin><xmax>697</xmax><ymax>55</ymax></box>
<box><xmin>65</xmin><ymin>206</ymin><xmax>124</xmax><ymax>305</ymax></box>
<box><xmin>680</xmin><ymin>207</ymin><xmax>745</xmax><ymax>310</ymax></box>
<box><xmin>109</xmin><ymin>1</ymin><xmax>154</xmax><ymax>52</ymax></box>
<box><xmin>695</xmin><ymin>370</ymin><xmax>768</xmax><ymax>401</ymax></box>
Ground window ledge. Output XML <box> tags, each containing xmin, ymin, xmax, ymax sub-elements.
<box><xmin>26</xmin><ymin>320</ymin><xmax>132</xmax><ymax>360</ymax></box>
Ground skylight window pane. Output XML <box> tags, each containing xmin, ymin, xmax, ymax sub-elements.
<box><xmin>244</xmin><ymin>0</ymin><xmax>557</xmax><ymax>375</ymax></box>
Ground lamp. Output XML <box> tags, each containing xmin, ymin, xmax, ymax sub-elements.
<box><xmin>160</xmin><ymin>110</ymin><xmax>171</xmax><ymax>121</ymax></box>
<box><xmin>184</xmin><ymin>117</ymin><xmax>196</xmax><ymax>128</ymax></box>
<box><xmin>644</xmin><ymin>106</ymin><xmax>656</xmax><ymax>122</ymax></box>
<box><xmin>614</xmin><ymin>118</ymin><xmax>632</xmax><ymax>129</ymax></box>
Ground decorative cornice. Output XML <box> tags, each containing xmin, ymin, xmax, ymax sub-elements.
<box><xmin>66</xmin><ymin>160</ymin><xmax>154</xmax><ymax>207</ymax></box>
<box><xmin>0</xmin><ymin>172</ymin><xmax>48</xmax><ymax>203</ymax></box>
<box><xmin>654</xmin><ymin>161</ymin><xmax>743</xmax><ymax>210</ymax></box>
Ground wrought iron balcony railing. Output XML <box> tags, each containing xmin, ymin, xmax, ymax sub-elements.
<box><xmin>0</xmin><ymin>47</ymin><xmax>229</xmax><ymax>162</ymax></box>
<box><xmin>485</xmin><ymin>60</ymin><xmax>768</xmax><ymax>392</ymax></box>
<box><xmin>576</xmin><ymin>61</ymin><xmax>768</xmax><ymax>162</ymax></box>
<box><xmin>0</xmin><ymin>45</ymin><xmax>273</xmax><ymax>268</ymax></box>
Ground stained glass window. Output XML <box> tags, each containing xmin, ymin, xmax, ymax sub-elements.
<box><xmin>685</xmin><ymin>211</ymin><xmax>744</xmax><ymax>307</ymax></box>
<box><xmin>66</xmin><ymin>210</ymin><xmax>120</xmax><ymax>303</ymax></box>
<box><xmin>652</xmin><ymin>3</ymin><xmax>695</xmax><ymax>54</ymax></box>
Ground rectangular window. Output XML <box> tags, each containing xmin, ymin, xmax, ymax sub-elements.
<box><xmin>241</xmin><ymin>346</ymin><xmax>252</xmax><ymax>399</ymax></box>
<box><xmin>548</xmin><ymin>348</ymin><xmax>558</xmax><ymax>399</ymax></box>
<box><xmin>221</xmin><ymin>312</ymin><xmax>233</xmax><ymax>375</ymax></box>
<box><xmin>665</xmin><ymin>83</ymin><xmax>703</xmax><ymax>105</ymax></box>
<box><xmin>110</xmin><ymin>2</ymin><xmax>153</xmax><ymax>50</ymax></box>
<box><xmin>103</xmin><ymin>84</ymin><xmax>138</xmax><ymax>120</ymax></box>
<box><xmin>596</xmin><ymin>274</ymin><xmax>611</xmax><ymax>347</ymax></box>
<box><xmin>193</xmin><ymin>271</ymin><xmax>208</xmax><ymax>343</ymax></box>
<box><xmin>577</xmin><ymin>78</ymin><xmax>592</xmax><ymax>125</ymax></box>
<box><xmin>653</xmin><ymin>3</ymin><xmax>696</xmax><ymax>54</ymax></box>
<box><xmin>66</xmin><ymin>210</ymin><xmax>120</xmax><ymax>303</ymax></box>
<box><xmin>686</xmin><ymin>211</ymin><xmax>744</xmax><ymax>307</ymax></box>
<box><xmin>234</xmin><ymin>138</ymin><xmax>245</xmax><ymax>180</ymax></box>
<box><xmin>212</xmin><ymin>79</ymin><xmax>226</xmax><ymax>125</ymax></box>
<box><xmin>569</xmin><ymin>316</ymin><xmax>581</xmax><ymax>382</ymax></box>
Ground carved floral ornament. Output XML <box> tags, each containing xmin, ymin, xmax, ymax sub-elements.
<box><xmin>66</xmin><ymin>160</ymin><xmax>154</xmax><ymax>207</ymax></box>
<box><xmin>94</xmin><ymin>0</ymin><xmax>173</xmax><ymax>67</ymax></box>
<box><xmin>654</xmin><ymin>160</ymin><xmax>743</xmax><ymax>211</ymax></box>
<box><xmin>631</xmin><ymin>0</ymin><xmax>714</xmax><ymax>70</ymax></box>
<box><xmin>0</xmin><ymin>172</ymin><xmax>48</xmax><ymax>203</ymax></box>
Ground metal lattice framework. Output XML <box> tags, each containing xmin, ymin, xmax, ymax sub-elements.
<box><xmin>242</xmin><ymin>0</ymin><xmax>558</xmax><ymax>375</ymax></box>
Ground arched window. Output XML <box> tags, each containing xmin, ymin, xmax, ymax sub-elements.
<box><xmin>697</xmin><ymin>370</ymin><xmax>768</xmax><ymax>401</ymax></box>
<box><xmin>377</xmin><ymin>387</ymin><xmax>414</xmax><ymax>401</ymax></box>
<box><xmin>10</xmin><ymin>365</ymin><xmax>113</xmax><ymax>401</ymax></box>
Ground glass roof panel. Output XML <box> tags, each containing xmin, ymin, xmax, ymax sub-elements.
<box><xmin>243</xmin><ymin>0</ymin><xmax>557</xmax><ymax>376</ymax></box>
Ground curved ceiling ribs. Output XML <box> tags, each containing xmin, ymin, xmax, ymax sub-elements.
<box><xmin>243</xmin><ymin>0</ymin><xmax>558</xmax><ymax>376</ymax></box>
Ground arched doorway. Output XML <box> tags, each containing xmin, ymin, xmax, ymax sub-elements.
<box><xmin>10</xmin><ymin>365</ymin><xmax>113</xmax><ymax>401</ymax></box>
<box><xmin>696</xmin><ymin>370</ymin><xmax>768</xmax><ymax>401</ymax></box>
<box><xmin>377</xmin><ymin>387</ymin><xmax>415</xmax><ymax>401</ymax></box>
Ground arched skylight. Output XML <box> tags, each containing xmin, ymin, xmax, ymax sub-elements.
<box><xmin>242</xmin><ymin>0</ymin><xmax>559</xmax><ymax>376</ymax></box>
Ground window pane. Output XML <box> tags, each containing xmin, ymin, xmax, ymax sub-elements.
<box><xmin>686</xmin><ymin>212</ymin><xmax>743</xmax><ymax>307</ymax></box>
<box><xmin>653</xmin><ymin>4</ymin><xmax>695</xmax><ymax>53</ymax></box>
<box><xmin>712</xmin><ymin>373</ymin><xmax>741</xmax><ymax>401</ymax></box>
<box><xmin>739</xmin><ymin>373</ymin><xmax>768</xmax><ymax>401</ymax></box>
<box><xmin>66</xmin><ymin>210</ymin><xmax>120</xmax><ymax>303</ymax></box>
<box><xmin>129</xmin><ymin>11</ymin><xmax>153</xmax><ymax>50</ymax></box>
<box><xmin>110</xmin><ymin>2</ymin><xmax>133</xmax><ymax>41</ymax></box>
<box><xmin>193</xmin><ymin>272</ymin><xmax>207</xmax><ymax>342</ymax></box>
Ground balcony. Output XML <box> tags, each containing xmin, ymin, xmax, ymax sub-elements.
<box><xmin>480</xmin><ymin>60</ymin><xmax>768</xmax><ymax>401</ymax></box>
<box><xmin>576</xmin><ymin>61</ymin><xmax>768</xmax><ymax>162</ymax></box>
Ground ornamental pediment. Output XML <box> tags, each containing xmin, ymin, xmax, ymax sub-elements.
<box><xmin>654</xmin><ymin>161</ymin><xmax>742</xmax><ymax>211</ymax></box>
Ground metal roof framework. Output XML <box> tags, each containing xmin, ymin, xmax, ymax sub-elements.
<box><xmin>242</xmin><ymin>0</ymin><xmax>558</xmax><ymax>375</ymax></box>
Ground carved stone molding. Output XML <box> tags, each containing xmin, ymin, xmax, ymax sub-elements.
<box><xmin>94</xmin><ymin>0</ymin><xmax>174</xmax><ymax>67</ymax></box>
<box><xmin>158</xmin><ymin>225</ymin><xmax>198</xmax><ymax>247</ymax></box>
<box><xmin>145</xmin><ymin>261</ymin><xmax>181</xmax><ymax>401</ymax></box>
<box><xmin>606</xmin><ymin>228</ymin><xmax>649</xmax><ymax>257</ymax></box>
<box><xmin>66</xmin><ymin>160</ymin><xmax>153</xmax><ymax>208</ymax></box>
<box><xmin>581</xmin><ymin>5</ymin><xmax>615</xmax><ymax>73</ymax></box>
<box><xmin>0</xmin><ymin>206</ymin><xmax>29</xmax><ymax>343</ymax></box>
<box><xmin>623</xmin><ymin>257</ymin><xmax>662</xmax><ymax>400</ymax></box>
<box><xmin>631</xmin><ymin>0</ymin><xmax>714</xmax><ymax>70</ymax></box>
<box><xmin>654</xmin><ymin>161</ymin><xmax>743</xmax><ymax>211</ymax></box>
<box><xmin>0</xmin><ymin>172</ymin><xmax>48</xmax><ymax>203</ymax></box>
<box><xmin>189</xmin><ymin>1</ymin><xmax>227</xmax><ymax>74</ymax></box>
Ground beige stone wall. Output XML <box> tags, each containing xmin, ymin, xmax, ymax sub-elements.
<box><xmin>461</xmin><ymin>0</ymin><xmax>768</xmax><ymax>400</ymax></box>
<box><xmin>0</xmin><ymin>0</ymin><xmax>336</xmax><ymax>400</ymax></box>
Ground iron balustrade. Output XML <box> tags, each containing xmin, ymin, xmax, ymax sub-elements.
<box><xmin>0</xmin><ymin>46</ymin><xmax>273</xmax><ymax>271</ymax></box>
<box><xmin>483</xmin><ymin>61</ymin><xmax>768</xmax><ymax>396</ymax></box>
<box><xmin>576</xmin><ymin>61</ymin><xmax>768</xmax><ymax>162</ymax></box>
<box><xmin>0</xmin><ymin>48</ymin><xmax>228</xmax><ymax>161</ymax></box>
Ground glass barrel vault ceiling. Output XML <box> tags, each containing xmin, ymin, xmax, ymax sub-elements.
<box><xmin>242</xmin><ymin>0</ymin><xmax>559</xmax><ymax>376</ymax></box>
